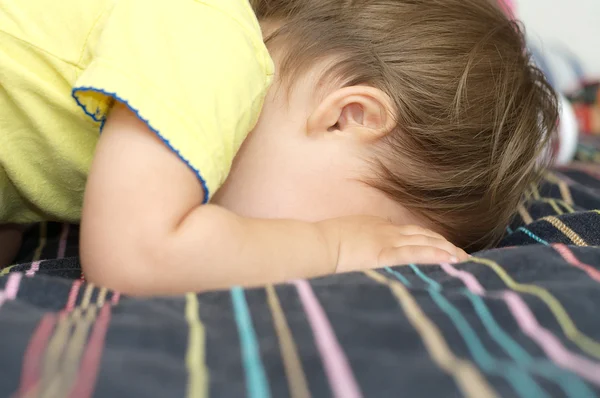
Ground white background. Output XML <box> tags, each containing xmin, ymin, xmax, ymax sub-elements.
<box><xmin>516</xmin><ymin>0</ymin><xmax>600</xmax><ymax>92</ymax></box>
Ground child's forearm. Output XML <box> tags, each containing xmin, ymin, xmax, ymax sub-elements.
<box><xmin>83</xmin><ymin>204</ymin><xmax>337</xmax><ymax>295</ymax></box>
<box><xmin>166</xmin><ymin>205</ymin><xmax>336</xmax><ymax>292</ymax></box>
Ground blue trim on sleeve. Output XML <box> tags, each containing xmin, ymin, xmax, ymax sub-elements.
<box><xmin>72</xmin><ymin>91</ymin><xmax>105</xmax><ymax>123</ymax></box>
<box><xmin>72</xmin><ymin>87</ymin><xmax>210</xmax><ymax>204</ymax></box>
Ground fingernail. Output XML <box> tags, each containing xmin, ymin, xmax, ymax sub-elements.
<box><xmin>450</xmin><ymin>256</ymin><xmax>458</xmax><ymax>264</ymax></box>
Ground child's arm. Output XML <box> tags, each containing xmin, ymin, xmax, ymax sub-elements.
<box><xmin>80</xmin><ymin>104</ymin><xmax>464</xmax><ymax>295</ymax></box>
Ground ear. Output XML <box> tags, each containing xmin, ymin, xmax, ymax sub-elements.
<box><xmin>307</xmin><ymin>86</ymin><xmax>396</xmax><ymax>141</ymax></box>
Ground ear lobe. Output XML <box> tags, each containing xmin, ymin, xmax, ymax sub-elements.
<box><xmin>307</xmin><ymin>86</ymin><xmax>396</xmax><ymax>141</ymax></box>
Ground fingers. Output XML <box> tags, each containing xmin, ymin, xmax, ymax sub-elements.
<box><xmin>396</xmin><ymin>225</ymin><xmax>446</xmax><ymax>240</ymax></box>
<box><xmin>378</xmin><ymin>245</ymin><xmax>458</xmax><ymax>267</ymax></box>
<box><xmin>393</xmin><ymin>234</ymin><xmax>461</xmax><ymax>260</ymax></box>
<box><xmin>392</xmin><ymin>226</ymin><xmax>470</xmax><ymax>262</ymax></box>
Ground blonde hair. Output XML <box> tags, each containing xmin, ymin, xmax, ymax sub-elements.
<box><xmin>252</xmin><ymin>0</ymin><xmax>559</xmax><ymax>251</ymax></box>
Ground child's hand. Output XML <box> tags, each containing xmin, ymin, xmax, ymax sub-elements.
<box><xmin>318</xmin><ymin>216</ymin><xmax>468</xmax><ymax>274</ymax></box>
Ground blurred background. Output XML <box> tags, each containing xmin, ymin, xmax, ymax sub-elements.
<box><xmin>509</xmin><ymin>0</ymin><xmax>600</xmax><ymax>162</ymax></box>
<box><xmin>517</xmin><ymin>0</ymin><xmax>599</xmax><ymax>91</ymax></box>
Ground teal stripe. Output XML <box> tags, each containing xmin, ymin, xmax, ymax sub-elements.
<box><xmin>506</xmin><ymin>226</ymin><xmax>514</xmax><ymax>234</ymax></box>
<box><xmin>384</xmin><ymin>267</ymin><xmax>412</xmax><ymax>287</ymax></box>
<box><xmin>463</xmin><ymin>291</ymin><xmax>596</xmax><ymax>398</ymax></box>
<box><xmin>516</xmin><ymin>227</ymin><xmax>549</xmax><ymax>246</ymax></box>
<box><xmin>408</xmin><ymin>265</ymin><xmax>441</xmax><ymax>289</ymax></box>
<box><xmin>231</xmin><ymin>287</ymin><xmax>271</xmax><ymax>398</ymax></box>
<box><xmin>405</xmin><ymin>265</ymin><xmax>548</xmax><ymax>398</ymax></box>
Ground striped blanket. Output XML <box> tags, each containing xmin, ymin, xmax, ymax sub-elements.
<box><xmin>2</xmin><ymin>144</ymin><xmax>600</xmax><ymax>397</ymax></box>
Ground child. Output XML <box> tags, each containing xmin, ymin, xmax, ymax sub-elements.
<box><xmin>0</xmin><ymin>0</ymin><xmax>557</xmax><ymax>295</ymax></box>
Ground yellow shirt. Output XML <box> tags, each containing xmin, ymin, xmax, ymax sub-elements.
<box><xmin>0</xmin><ymin>0</ymin><xmax>273</xmax><ymax>223</ymax></box>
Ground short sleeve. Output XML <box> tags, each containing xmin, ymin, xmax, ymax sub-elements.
<box><xmin>73</xmin><ymin>0</ymin><xmax>274</xmax><ymax>202</ymax></box>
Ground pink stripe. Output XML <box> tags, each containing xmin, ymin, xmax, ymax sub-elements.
<box><xmin>5</xmin><ymin>273</ymin><xmax>22</xmax><ymax>299</ymax></box>
<box><xmin>0</xmin><ymin>273</ymin><xmax>22</xmax><ymax>308</ymax></box>
<box><xmin>439</xmin><ymin>263</ymin><xmax>485</xmax><ymax>295</ymax></box>
<box><xmin>439</xmin><ymin>262</ymin><xmax>600</xmax><ymax>385</ymax></box>
<box><xmin>68</xmin><ymin>305</ymin><xmax>112</xmax><ymax>398</ymax></box>
<box><xmin>111</xmin><ymin>292</ymin><xmax>121</xmax><ymax>305</ymax></box>
<box><xmin>26</xmin><ymin>262</ymin><xmax>41</xmax><ymax>277</ymax></box>
<box><xmin>293</xmin><ymin>280</ymin><xmax>362</xmax><ymax>398</ymax></box>
<box><xmin>15</xmin><ymin>280</ymin><xmax>82</xmax><ymax>396</ymax></box>
<box><xmin>57</xmin><ymin>224</ymin><xmax>70</xmax><ymax>259</ymax></box>
<box><xmin>499</xmin><ymin>291</ymin><xmax>600</xmax><ymax>384</ymax></box>
<box><xmin>17</xmin><ymin>314</ymin><xmax>58</xmax><ymax>397</ymax></box>
<box><xmin>66</xmin><ymin>280</ymin><xmax>83</xmax><ymax>312</ymax></box>
<box><xmin>552</xmin><ymin>244</ymin><xmax>600</xmax><ymax>283</ymax></box>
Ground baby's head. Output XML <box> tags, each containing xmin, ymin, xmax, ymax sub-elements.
<box><xmin>213</xmin><ymin>0</ymin><xmax>559</xmax><ymax>251</ymax></box>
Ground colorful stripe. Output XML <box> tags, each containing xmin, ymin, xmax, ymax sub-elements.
<box><xmin>408</xmin><ymin>265</ymin><xmax>595</xmax><ymax>397</ymax></box>
<box><xmin>553</xmin><ymin>244</ymin><xmax>600</xmax><ymax>282</ymax></box>
<box><xmin>515</xmin><ymin>227</ymin><xmax>549</xmax><ymax>245</ymax></box>
<box><xmin>404</xmin><ymin>265</ymin><xmax>547</xmax><ymax>398</ymax></box>
<box><xmin>17</xmin><ymin>280</ymin><xmax>82</xmax><ymax>397</ymax></box>
<box><xmin>546</xmin><ymin>199</ymin><xmax>564</xmax><ymax>216</ymax></box>
<box><xmin>364</xmin><ymin>270</ymin><xmax>497</xmax><ymax>398</ymax></box>
<box><xmin>542</xmin><ymin>216</ymin><xmax>588</xmax><ymax>246</ymax></box>
<box><xmin>32</xmin><ymin>222</ymin><xmax>47</xmax><ymax>262</ymax></box>
<box><xmin>0</xmin><ymin>264</ymin><xmax>17</xmax><ymax>277</ymax></box>
<box><xmin>66</xmin><ymin>280</ymin><xmax>83</xmax><ymax>312</ymax></box>
<box><xmin>471</xmin><ymin>256</ymin><xmax>600</xmax><ymax>359</ymax></box>
<box><xmin>556</xmin><ymin>199</ymin><xmax>575</xmax><ymax>214</ymax></box>
<box><xmin>518</xmin><ymin>204</ymin><xmax>534</xmax><ymax>225</ymax></box>
<box><xmin>38</xmin><ymin>284</ymin><xmax>98</xmax><ymax>398</ymax></box>
<box><xmin>54</xmin><ymin>288</ymin><xmax>108</xmax><ymax>398</ymax></box>
<box><xmin>440</xmin><ymin>262</ymin><xmax>600</xmax><ymax>386</ymax></box>
<box><xmin>6</xmin><ymin>272</ymin><xmax>21</xmax><ymax>298</ymax></box>
<box><xmin>266</xmin><ymin>286</ymin><xmax>311</xmax><ymax>398</ymax></box>
<box><xmin>461</xmin><ymin>290</ymin><xmax>594</xmax><ymax>397</ymax></box>
<box><xmin>57</xmin><ymin>224</ymin><xmax>70</xmax><ymax>259</ymax></box>
<box><xmin>231</xmin><ymin>287</ymin><xmax>271</xmax><ymax>398</ymax></box>
<box><xmin>293</xmin><ymin>280</ymin><xmax>362</xmax><ymax>398</ymax></box>
<box><xmin>17</xmin><ymin>315</ymin><xmax>58</xmax><ymax>398</ymax></box>
<box><xmin>68</xmin><ymin>293</ymin><xmax>120</xmax><ymax>398</ymax></box>
<box><xmin>0</xmin><ymin>273</ymin><xmax>22</xmax><ymax>307</ymax></box>
<box><xmin>383</xmin><ymin>267</ymin><xmax>411</xmax><ymax>286</ymax></box>
<box><xmin>184</xmin><ymin>293</ymin><xmax>208</xmax><ymax>398</ymax></box>
<box><xmin>26</xmin><ymin>262</ymin><xmax>41</xmax><ymax>278</ymax></box>
<box><xmin>558</xmin><ymin>181</ymin><xmax>574</xmax><ymax>206</ymax></box>
<box><xmin>531</xmin><ymin>184</ymin><xmax>542</xmax><ymax>200</ymax></box>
